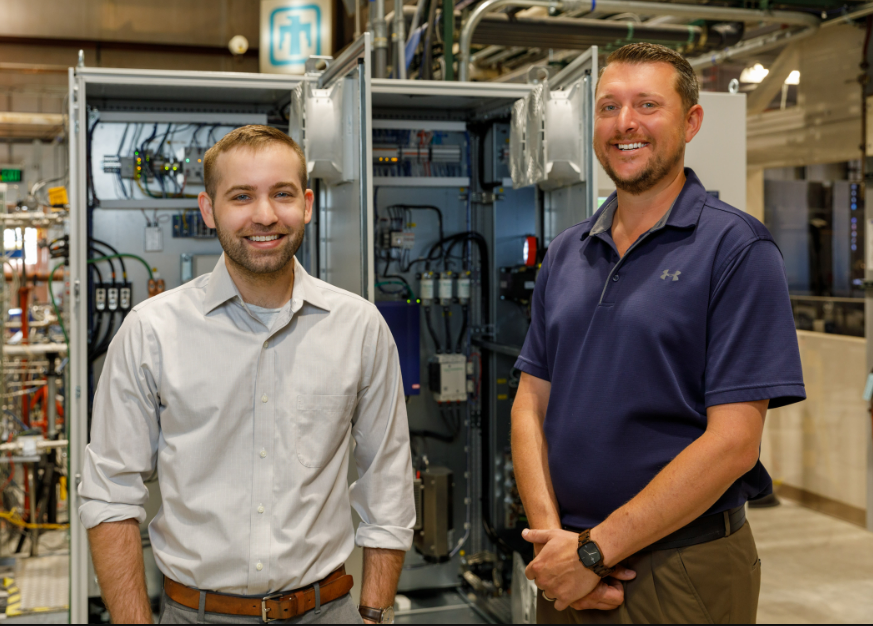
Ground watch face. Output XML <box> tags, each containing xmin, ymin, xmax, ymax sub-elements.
<box><xmin>578</xmin><ymin>542</ymin><xmax>601</xmax><ymax>568</ymax></box>
<box><xmin>382</xmin><ymin>606</ymin><xmax>395</xmax><ymax>624</ymax></box>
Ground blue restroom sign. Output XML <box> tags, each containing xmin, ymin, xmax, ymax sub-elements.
<box><xmin>260</xmin><ymin>0</ymin><xmax>333</xmax><ymax>74</ymax></box>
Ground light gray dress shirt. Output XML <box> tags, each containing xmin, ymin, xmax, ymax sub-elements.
<box><xmin>79</xmin><ymin>256</ymin><xmax>415</xmax><ymax>595</ymax></box>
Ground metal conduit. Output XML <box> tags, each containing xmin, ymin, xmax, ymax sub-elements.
<box><xmin>471</xmin><ymin>14</ymin><xmax>705</xmax><ymax>51</ymax></box>
<box><xmin>686</xmin><ymin>24</ymin><xmax>816</xmax><ymax>69</ymax></box>
<box><xmin>459</xmin><ymin>0</ymin><xmax>819</xmax><ymax>81</ymax></box>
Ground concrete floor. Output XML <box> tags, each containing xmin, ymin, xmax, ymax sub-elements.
<box><xmin>5</xmin><ymin>499</ymin><xmax>873</xmax><ymax>624</ymax></box>
<box><xmin>749</xmin><ymin>499</ymin><xmax>873</xmax><ymax>624</ymax></box>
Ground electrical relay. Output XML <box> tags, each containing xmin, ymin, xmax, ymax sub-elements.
<box><xmin>428</xmin><ymin>354</ymin><xmax>467</xmax><ymax>403</ymax></box>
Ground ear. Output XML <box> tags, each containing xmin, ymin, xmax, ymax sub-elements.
<box><xmin>303</xmin><ymin>188</ymin><xmax>314</xmax><ymax>226</ymax></box>
<box><xmin>198</xmin><ymin>191</ymin><xmax>216</xmax><ymax>229</ymax></box>
<box><xmin>684</xmin><ymin>104</ymin><xmax>704</xmax><ymax>144</ymax></box>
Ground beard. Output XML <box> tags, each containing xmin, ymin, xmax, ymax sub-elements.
<box><xmin>595</xmin><ymin>132</ymin><xmax>684</xmax><ymax>196</ymax></box>
<box><xmin>214</xmin><ymin>218</ymin><xmax>304</xmax><ymax>277</ymax></box>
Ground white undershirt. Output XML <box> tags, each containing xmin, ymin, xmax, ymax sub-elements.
<box><xmin>247</xmin><ymin>302</ymin><xmax>288</xmax><ymax>331</ymax></box>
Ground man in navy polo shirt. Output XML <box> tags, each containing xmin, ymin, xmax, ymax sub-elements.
<box><xmin>512</xmin><ymin>43</ymin><xmax>804</xmax><ymax>624</ymax></box>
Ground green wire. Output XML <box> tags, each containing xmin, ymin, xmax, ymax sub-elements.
<box><xmin>89</xmin><ymin>254</ymin><xmax>154</xmax><ymax>280</ymax></box>
<box><xmin>47</xmin><ymin>254</ymin><xmax>155</xmax><ymax>347</ymax></box>
<box><xmin>48</xmin><ymin>262</ymin><xmax>69</xmax><ymax>347</ymax></box>
<box><xmin>375</xmin><ymin>280</ymin><xmax>415</xmax><ymax>299</ymax></box>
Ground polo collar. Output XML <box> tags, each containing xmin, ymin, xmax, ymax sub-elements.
<box><xmin>203</xmin><ymin>255</ymin><xmax>331</xmax><ymax>315</ymax></box>
<box><xmin>580</xmin><ymin>167</ymin><xmax>707</xmax><ymax>241</ymax></box>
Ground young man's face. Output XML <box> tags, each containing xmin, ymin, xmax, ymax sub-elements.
<box><xmin>593</xmin><ymin>61</ymin><xmax>703</xmax><ymax>195</ymax></box>
<box><xmin>199</xmin><ymin>143</ymin><xmax>313</xmax><ymax>276</ymax></box>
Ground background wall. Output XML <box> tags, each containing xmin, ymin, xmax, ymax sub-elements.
<box><xmin>762</xmin><ymin>331</ymin><xmax>869</xmax><ymax>526</ymax></box>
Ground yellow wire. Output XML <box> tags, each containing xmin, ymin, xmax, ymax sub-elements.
<box><xmin>0</xmin><ymin>509</ymin><xmax>69</xmax><ymax>531</ymax></box>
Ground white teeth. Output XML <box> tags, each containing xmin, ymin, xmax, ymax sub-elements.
<box><xmin>618</xmin><ymin>142</ymin><xmax>645</xmax><ymax>150</ymax></box>
<box><xmin>249</xmin><ymin>235</ymin><xmax>279</xmax><ymax>242</ymax></box>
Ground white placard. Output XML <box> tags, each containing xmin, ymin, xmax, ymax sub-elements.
<box><xmin>260</xmin><ymin>0</ymin><xmax>333</xmax><ymax>75</ymax></box>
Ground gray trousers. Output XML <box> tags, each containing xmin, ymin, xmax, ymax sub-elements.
<box><xmin>158</xmin><ymin>592</ymin><xmax>364</xmax><ymax>625</ymax></box>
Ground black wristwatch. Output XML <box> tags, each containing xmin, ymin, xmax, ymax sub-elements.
<box><xmin>577</xmin><ymin>529</ymin><xmax>615</xmax><ymax>578</ymax></box>
<box><xmin>359</xmin><ymin>605</ymin><xmax>395</xmax><ymax>624</ymax></box>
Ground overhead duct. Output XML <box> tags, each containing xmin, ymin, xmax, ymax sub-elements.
<box><xmin>467</xmin><ymin>14</ymin><xmax>744</xmax><ymax>54</ymax></box>
<box><xmin>459</xmin><ymin>0</ymin><xmax>820</xmax><ymax>81</ymax></box>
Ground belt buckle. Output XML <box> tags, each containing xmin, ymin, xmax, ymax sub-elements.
<box><xmin>261</xmin><ymin>591</ymin><xmax>285</xmax><ymax>623</ymax></box>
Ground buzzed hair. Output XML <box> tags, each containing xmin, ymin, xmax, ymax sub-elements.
<box><xmin>203</xmin><ymin>125</ymin><xmax>307</xmax><ymax>199</ymax></box>
<box><xmin>598</xmin><ymin>43</ymin><xmax>699</xmax><ymax>112</ymax></box>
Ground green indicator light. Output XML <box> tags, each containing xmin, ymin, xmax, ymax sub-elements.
<box><xmin>416</xmin><ymin>299</ymin><xmax>421</xmax><ymax>303</ymax></box>
<box><xmin>185</xmin><ymin>158</ymin><xmax>190</xmax><ymax>163</ymax></box>
<box><xmin>406</xmin><ymin>299</ymin><xmax>411</xmax><ymax>304</ymax></box>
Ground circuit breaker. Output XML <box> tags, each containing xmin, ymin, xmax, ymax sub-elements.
<box><xmin>428</xmin><ymin>354</ymin><xmax>467</xmax><ymax>403</ymax></box>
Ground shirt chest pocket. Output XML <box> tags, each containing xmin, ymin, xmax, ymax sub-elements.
<box><xmin>295</xmin><ymin>394</ymin><xmax>357</xmax><ymax>468</ymax></box>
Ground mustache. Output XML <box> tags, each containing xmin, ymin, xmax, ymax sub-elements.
<box><xmin>609</xmin><ymin>137</ymin><xmax>652</xmax><ymax>143</ymax></box>
<box><xmin>238</xmin><ymin>229</ymin><xmax>292</xmax><ymax>236</ymax></box>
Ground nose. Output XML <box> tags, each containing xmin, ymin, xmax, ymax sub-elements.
<box><xmin>252</xmin><ymin>196</ymin><xmax>279</xmax><ymax>227</ymax></box>
<box><xmin>617</xmin><ymin>104</ymin><xmax>640</xmax><ymax>135</ymax></box>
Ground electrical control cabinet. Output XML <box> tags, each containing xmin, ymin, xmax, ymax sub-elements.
<box><xmin>68</xmin><ymin>40</ymin><xmax>600</xmax><ymax>624</ymax></box>
<box><xmin>67</xmin><ymin>37</ymin><xmax>374</xmax><ymax>623</ymax></box>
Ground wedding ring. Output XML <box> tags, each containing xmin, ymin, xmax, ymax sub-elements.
<box><xmin>542</xmin><ymin>593</ymin><xmax>557</xmax><ymax>602</ymax></box>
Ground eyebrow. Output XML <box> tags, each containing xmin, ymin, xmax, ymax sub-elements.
<box><xmin>598</xmin><ymin>91</ymin><xmax>663</xmax><ymax>102</ymax></box>
<box><xmin>224</xmin><ymin>182</ymin><xmax>301</xmax><ymax>197</ymax></box>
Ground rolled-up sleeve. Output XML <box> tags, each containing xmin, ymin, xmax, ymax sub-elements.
<box><xmin>78</xmin><ymin>310</ymin><xmax>161</xmax><ymax>529</ymax></box>
<box><xmin>348</xmin><ymin>310</ymin><xmax>415</xmax><ymax>551</ymax></box>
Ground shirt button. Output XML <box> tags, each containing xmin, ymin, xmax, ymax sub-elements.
<box><xmin>261</xmin><ymin>394</ymin><xmax>268</xmax><ymax>403</ymax></box>
<box><xmin>256</xmin><ymin>562</ymin><xmax>263</xmax><ymax>571</ymax></box>
<box><xmin>612</xmin><ymin>274</ymin><xmax>620</xmax><ymax>282</ymax></box>
<box><xmin>260</xmin><ymin>449</ymin><xmax>267</xmax><ymax>458</ymax></box>
<box><xmin>263</xmin><ymin>341</ymin><xmax>269</xmax><ymax>348</ymax></box>
<box><xmin>257</xmin><ymin>504</ymin><xmax>265</xmax><ymax>514</ymax></box>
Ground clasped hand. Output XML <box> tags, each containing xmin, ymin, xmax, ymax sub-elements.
<box><xmin>522</xmin><ymin>528</ymin><xmax>636</xmax><ymax>612</ymax></box>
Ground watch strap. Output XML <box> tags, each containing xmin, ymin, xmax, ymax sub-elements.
<box><xmin>359</xmin><ymin>606</ymin><xmax>385</xmax><ymax>623</ymax></box>
<box><xmin>578</xmin><ymin>529</ymin><xmax>616</xmax><ymax>578</ymax></box>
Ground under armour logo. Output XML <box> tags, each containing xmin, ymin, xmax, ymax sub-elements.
<box><xmin>661</xmin><ymin>270</ymin><xmax>681</xmax><ymax>282</ymax></box>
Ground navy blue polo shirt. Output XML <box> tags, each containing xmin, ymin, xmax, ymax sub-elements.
<box><xmin>515</xmin><ymin>168</ymin><xmax>805</xmax><ymax>530</ymax></box>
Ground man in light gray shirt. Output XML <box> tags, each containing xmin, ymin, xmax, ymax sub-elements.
<box><xmin>80</xmin><ymin>125</ymin><xmax>415</xmax><ymax>624</ymax></box>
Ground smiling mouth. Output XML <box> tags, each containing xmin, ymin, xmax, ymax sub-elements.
<box><xmin>614</xmin><ymin>142</ymin><xmax>650</xmax><ymax>152</ymax></box>
<box><xmin>245</xmin><ymin>234</ymin><xmax>285</xmax><ymax>242</ymax></box>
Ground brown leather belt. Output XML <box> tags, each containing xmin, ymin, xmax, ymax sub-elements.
<box><xmin>163</xmin><ymin>566</ymin><xmax>354</xmax><ymax>623</ymax></box>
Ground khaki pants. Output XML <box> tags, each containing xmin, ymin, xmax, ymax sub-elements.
<box><xmin>537</xmin><ymin>522</ymin><xmax>761</xmax><ymax>624</ymax></box>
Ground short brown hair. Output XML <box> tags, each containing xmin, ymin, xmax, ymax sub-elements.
<box><xmin>203</xmin><ymin>125</ymin><xmax>307</xmax><ymax>199</ymax></box>
<box><xmin>598</xmin><ymin>43</ymin><xmax>699</xmax><ymax>112</ymax></box>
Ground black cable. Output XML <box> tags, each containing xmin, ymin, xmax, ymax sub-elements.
<box><xmin>89</xmin><ymin>247</ymin><xmax>117</xmax><ymax>284</ymax></box>
<box><xmin>86</xmin><ymin>114</ymin><xmax>100</xmax><ymax>207</ymax></box>
<box><xmin>409</xmin><ymin>429</ymin><xmax>456</xmax><ymax>443</ymax></box>
<box><xmin>443</xmin><ymin>305</ymin><xmax>452</xmax><ymax>354</ymax></box>
<box><xmin>89</xmin><ymin>238</ymin><xmax>127</xmax><ymax>277</ymax></box>
<box><xmin>455</xmin><ymin>304</ymin><xmax>468</xmax><ymax>353</ymax></box>
<box><xmin>423</xmin><ymin>305</ymin><xmax>442</xmax><ymax>353</ymax></box>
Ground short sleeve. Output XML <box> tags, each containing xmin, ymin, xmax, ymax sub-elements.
<box><xmin>705</xmin><ymin>240</ymin><xmax>805</xmax><ymax>409</ymax></box>
<box><xmin>514</xmin><ymin>251</ymin><xmax>551</xmax><ymax>381</ymax></box>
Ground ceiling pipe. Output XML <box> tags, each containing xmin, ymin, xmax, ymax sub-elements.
<box><xmin>686</xmin><ymin>25</ymin><xmax>816</xmax><ymax>70</ymax></box>
<box><xmin>459</xmin><ymin>0</ymin><xmax>819</xmax><ymax>81</ymax></box>
<box><xmin>821</xmin><ymin>1</ymin><xmax>873</xmax><ymax>28</ymax></box>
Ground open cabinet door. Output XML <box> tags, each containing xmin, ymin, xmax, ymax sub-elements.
<box><xmin>509</xmin><ymin>47</ymin><xmax>598</xmax><ymax>245</ymax></box>
<box><xmin>291</xmin><ymin>34</ymin><xmax>374</xmax><ymax>300</ymax></box>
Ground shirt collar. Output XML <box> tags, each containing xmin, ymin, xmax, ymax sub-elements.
<box><xmin>203</xmin><ymin>255</ymin><xmax>332</xmax><ymax>315</ymax></box>
<box><xmin>580</xmin><ymin>167</ymin><xmax>707</xmax><ymax>240</ymax></box>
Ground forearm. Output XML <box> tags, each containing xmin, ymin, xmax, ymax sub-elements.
<box><xmin>592</xmin><ymin>427</ymin><xmax>759</xmax><ymax>566</ymax></box>
<box><xmin>359</xmin><ymin>547</ymin><xmax>404</xmax><ymax>615</ymax></box>
<box><xmin>512</xmin><ymin>407</ymin><xmax>561</xmax><ymax>531</ymax></box>
<box><xmin>88</xmin><ymin>519</ymin><xmax>152</xmax><ymax>624</ymax></box>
